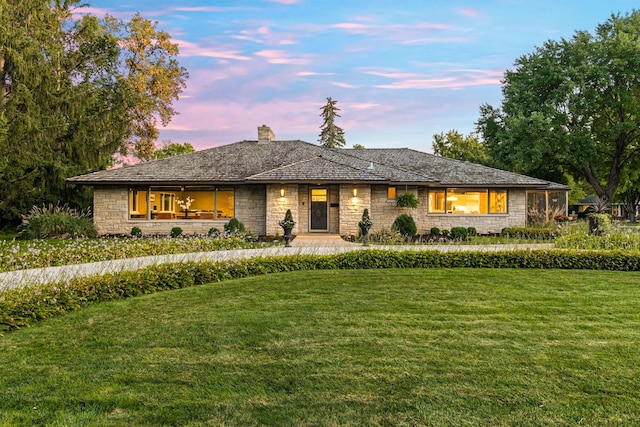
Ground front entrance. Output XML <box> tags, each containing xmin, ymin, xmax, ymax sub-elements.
<box><xmin>310</xmin><ymin>188</ymin><xmax>328</xmax><ymax>231</ymax></box>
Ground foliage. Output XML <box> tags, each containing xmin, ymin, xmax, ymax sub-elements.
<box><xmin>3</xmin><ymin>251</ymin><xmax>640</xmax><ymax>334</ymax></box>
<box><xmin>170</xmin><ymin>227</ymin><xmax>183</xmax><ymax>238</ymax></box>
<box><xmin>17</xmin><ymin>203</ymin><xmax>97</xmax><ymax>239</ymax></box>
<box><xmin>467</xmin><ymin>227</ymin><xmax>477</xmax><ymax>237</ymax></box>
<box><xmin>352</xmin><ymin>143</ymin><xmax>365</xmax><ymax>149</ymax></box>
<box><xmin>395</xmin><ymin>192</ymin><xmax>420</xmax><ymax>208</ymax></box>
<box><xmin>225</xmin><ymin>218</ymin><xmax>246</xmax><ymax>233</ymax></box>
<box><xmin>358</xmin><ymin>209</ymin><xmax>373</xmax><ymax>228</ymax></box>
<box><xmin>0</xmin><ymin>2</ymin><xmax>187</xmax><ymax>224</ymax></box>
<box><xmin>501</xmin><ymin>227</ymin><xmax>560</xmax><ymax>240</ymax></box>
<box><xmin>556</xmin><ymin>231</ymin><xmax>640</xmax><ymax>251</ymax></box>
<box><xmin>278</xmin><ymin>209</ymin><xmax>296</xmax><ymax>229</ymax></box>
<box><xmin>450</xmin><ymin>227</ymin><xmax>468</xmax><ymax>241</ymax></box>
<box><xmin>318</xmin><ymin>97</ymin><xmax>346</xmax><ymax>148</ymax></box>
<box><xmin>430</xmin><ymin>227</ymin><xmax>441</xmax><ymax>236</ymax></box>
<box><xmin>0</xmin><ymin>235</ymin><xmax>269</xmax><ymax>273</ymax></box>
<box><xmin>477</xmin><ymin>11</ymin><xmax>640</xmax><ymax>206</ymax></box>
<box><xmin>2</xmin><ymin>269</ymin><xmax>640</xmax><ymax>425</ymax></box>
<box><xmin>368</xmin><ymin>228</ymin><xmax>405</xmax><ymax>244</ymax></box>
<box><xmin>392</xmin><ymin>214</ymin><xmax>417</xmax><ymax>238</ymax></box>
<box><xmin>130</xmin><ymin>226</ymin><xmax>142</xmax><ymax>237</ymax></box>
<box><xmin>619</xmin><ymin>187</ymin><xmax>640</xmax><ymax>221</ymax></box>
<box><xmin>432</xmin><ymin>130</ymin><xmax>489</xmax><ymax>165</ymax></box>
<box><xmin>208</xmin><ymin>227</ymin><xmax>220</xmax><ymax>237</ymax></box>
<box><xmin>148</xmin><ymin>141</ymin><xmax>195</xmax><ymax>161</ymax></box>
<box><xmin>588</xmin><ymin>213</ymin><xmax>611</xmax><ymax>236</ymax></box>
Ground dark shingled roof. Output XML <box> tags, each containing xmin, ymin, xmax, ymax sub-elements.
<box><xmin>67</xmin><ymin>139</ymin><xmax>568</xmax><ymax>189</ymax></box>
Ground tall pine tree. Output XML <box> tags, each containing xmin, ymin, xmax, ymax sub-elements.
<box><xmin>318</xmin><ymin>97</ymin><xmax>346</xmax><ymax>148</ymax></box>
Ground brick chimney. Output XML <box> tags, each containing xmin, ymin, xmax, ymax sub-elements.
<box><xmin>258</xmin><ymin>125</ymin><xmax>275</xmax><ymax>144</ymax></box>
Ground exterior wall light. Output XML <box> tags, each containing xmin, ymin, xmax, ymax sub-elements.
<box><xmin>280</xmin><ymin>187</ymin><xmax>285</xmax><ymax>198</ymax></box>
<box><xmin>353</xmin><ymin>187</ymin><xmax>358</xmax><ymax>197</ymax></box>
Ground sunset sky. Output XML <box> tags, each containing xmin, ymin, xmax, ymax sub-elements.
<box><xmin>83</xmin><ymin>0</ymin><xmax>637</xmax><ymax>152</ymax></box>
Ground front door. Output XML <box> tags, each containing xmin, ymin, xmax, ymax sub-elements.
<box><xmin>310</xmin><ymin>188</ymin><xmax>328</xmax><ymax>231</ymax></box>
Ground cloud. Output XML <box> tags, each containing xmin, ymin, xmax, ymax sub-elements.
<box><xmin>297</xmin><ymin>71</ymin><xmax>335</xmax><ymax>76</ymax></box>
<box><xmin>255</xmin><ymin>50</ymin><xmax>311</xmax><ymax>65</ymax></box>
<box><xmin>458</xmin><ymin>8</ymin><xmax>482</xmax><ymax>18</ymax></box>
<box><xmin>331</xmin><ymin>82</ymin><xmax>359</xmax><ymax>89</ymax></box>
<box><xmin>268</xmin><ymin>0</ymin><xmax>300</xmax><ymax>4</ymax></box>
<box><xmin>373</xmin><ymin>69</ymin><xmax>503</xmax><ymax>90</ymax></box>
<box><xmin>175</xmin><ymin>39</ymin><xmax>251</xmax><ymax>61</ymax></box>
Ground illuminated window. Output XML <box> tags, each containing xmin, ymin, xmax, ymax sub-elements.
<box><xmin>129</xmin><ymin>188</ymin><xmax>148</xmax><ymax>219</ymax></box>
<box><xmin>490</xmin><ymin>190</ymin><xmax>507</xmax><ymax>213</ymax></box>
<box><xmin>139</xmin><ymin>186</ymin><xmax>235</xmax><ymax>220</ymax></box>
<box><xmin>387</xmin><ymin>186</ymin><xmax>397</xmax><ymax>199</ymax></box>
<box><xmin>428</xmin><ymin>190</ymin><xmax>445</xmax><ymax>213</ymax></box>
<box><xmin>428</xmin><ymin>189</ymin><xmax>507</xmax><ymax>215</ymax></box>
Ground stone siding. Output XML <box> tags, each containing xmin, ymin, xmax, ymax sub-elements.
<box><xmin>94</xmin><ymin>185</ymin><xmax>267</xmax><ymax>236</ymax></box>
<box><xmin>94</xmin><ymin>185</ymin><xmax>527</xmax><ymax>237</ymax></box>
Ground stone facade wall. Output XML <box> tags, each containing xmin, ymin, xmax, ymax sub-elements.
<box><xmin>365</xmin><ymin>187</ymin><xmax>527</xmax><ymax>235</ymax></box>
<box><xmin>94</xmin><ymin>185</ymin><xmax>268</xmax><ymax>236</ymax></box>
<box><xmin>266</xmin><ymin>183</ymin><xmax>299</xmax><ymax>236</ymax></box>
<box><xmin>94</xmin><ymin>185</ymin><xmax>527</xmax><ymax>237</ymax></box>
<box><xmin>339</xmin><ymin>184</ymin><xmax>371</xmax><ymax>234</ymax></box>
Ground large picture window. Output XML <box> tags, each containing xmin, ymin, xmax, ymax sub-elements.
<box><xmin>129</xmin><ymin>186</ymin><xmax>234</xmax><ymax>220</ymax></box>
<box><xmin>428</xmin><ymin>189</ymin><xmax>508</xmax><ymax>215</ymax></box>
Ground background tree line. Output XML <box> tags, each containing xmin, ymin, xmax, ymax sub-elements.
<box><xmin>0</xmin><ymin>0</ymin><xmax>187</xmax><ymax>226</ymax></box>
<box><xmin>433</xmin><ymin>11</ymin><xmax>640</xmax><ymax>220</ymax></box>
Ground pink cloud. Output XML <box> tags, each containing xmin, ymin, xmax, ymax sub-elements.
<box><xmin>268</xmin><ymin>0</ymin><xmax>300</xmax><ymax>4</ymax></box>
<box><xmin>175</xmin><ymin>39</ymin><xmax>251</xmax><ymax>61</ymax></box>
<box><xmin>374</xmin><ymin>70</ymin><xmax>503</xmax><ymax>90</ymax></box>
<box><xmin>458</xmin><ymin>7</ymin><xmax>482</xmax><ymax>18</ymax></box>
<box><xmin>255</xmin><ymin>50</ymin><xmax>311</xmax><ymax>65</ymax></box>
<box><xmin>331</xmin><ymin>82</ymin><xmax>359</xmax><ymax>89</ymax></box>
<box><xmin>297</xmin><ymin>71</ymin><xmax>335</xmax><ymax>76</ymax></box>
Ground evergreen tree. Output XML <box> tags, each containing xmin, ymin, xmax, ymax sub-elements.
<box><xmin>318</xmin><ymin>97</ymin><xmax>346</xmax><ymax>148</ymax></box>
<box><xmin>0</xmin><ymin>1</ymin><xmax>187</xmax><ymax>224</ymax></box>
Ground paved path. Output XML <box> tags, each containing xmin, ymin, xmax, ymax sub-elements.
<box><xmin>0</xmin><ymin>235</ymin><xmax>553</xmax><ymax>290</ymax></box>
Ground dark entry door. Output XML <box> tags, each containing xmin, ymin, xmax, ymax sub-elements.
<box><xmin>310</xmin><ymin>188</ymin><xmax>328</xmax><ymax>231</ymax></box>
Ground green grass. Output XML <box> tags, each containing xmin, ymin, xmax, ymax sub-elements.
<box><xmin>2</xmin><ymin>268</ymin><xmax>640</xmax><ymax>426</ymax></box>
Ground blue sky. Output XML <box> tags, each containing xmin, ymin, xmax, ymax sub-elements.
<box><xmin>84</xmin><ymin>0</ymin><xmax>638</xmax><ymax>152</ymax></box>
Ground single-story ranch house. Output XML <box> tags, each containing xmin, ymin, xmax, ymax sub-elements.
<box><xmin>67</xmin><ymin>125</ymin><xmax>569</xmax><ymax>236</ymax></box>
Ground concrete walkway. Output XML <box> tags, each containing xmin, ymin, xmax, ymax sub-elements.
<box><xmin>0</xmin><ymin>235</ymin><xmax>553</xmax><ymax>290</ymax></box>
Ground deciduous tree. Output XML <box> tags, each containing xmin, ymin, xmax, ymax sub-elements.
<box><xmin>477</xmin><ymin>11</ymin><xmax>640</xmax><ymax>206</ymax></box>
<box><xmin>0</xmin><ymin>0</ymin><xmax>187</xmax><ymax>224</ymax></box>
<box><xmin>432</xmin><ymin>130</ymin><xmax>489</xmax><ymax>165</ymax></box>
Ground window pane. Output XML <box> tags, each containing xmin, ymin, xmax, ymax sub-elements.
<box><xmin>149</xmin><ymin>186</ymin><xmax>223</xmax><ymax>220</ymax></box>
<box><xmin>448</xmin><ymin>189</ymin><xmax>488</xmax><ymax>214</ymax></box>
<box><xmin>428</xmin><ymin>190</ymin><xmax>445</xmax><ymax>213</ymax></box>
<box><xmin>215</xmin><ymin>188</ymin><xmax>234</xmax><ymax>219</ymax></box>
<box><xmin>387</xmin><ymin>186</ymin><xmax>397</xmax><ymax>199</ymax></box>
<box><xmin>490</xmin><ymin>190</ymin><xmax>507</xmax><ymax>213</ymax></box>
<box><xmin>129</xmin><ymin>188</ymin><xmax>148</xmax><ymax>219</ymax></box>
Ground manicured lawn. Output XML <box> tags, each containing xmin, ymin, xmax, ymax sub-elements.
<box><xmin>1</xmin><ymin>268</ymin><xmax>640</xmax><ymax>426</ymax></box>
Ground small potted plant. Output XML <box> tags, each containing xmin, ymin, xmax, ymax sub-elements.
<box><xmin>358</xmin><ymin>208</ymin><xmax>373</xmax><ymax>246</ymax></box>
<box><xmin>278</xmin><ymin>209</ymin><xmax>296</xmax><ymax>247</ymax></box>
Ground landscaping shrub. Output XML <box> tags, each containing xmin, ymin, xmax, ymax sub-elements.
<box><xmin>467</xmin><ymin>227</ymin><xmax>477</xmax><ymax>237</ymax></box>
<box><xmin>588</xmin><ymin>213</ymin><xmax>611</xmax><ymax>236</ymax></box>
<box><xmin>392</xmin><ymin>214</ymin><xmax>417</xmax><ymax>238</ymax></box>
<box><xmin>395</xmin><ymin>192</ymin><xmax>420</xmax><ymax>208</ymax></box>
<box><xmin>18</xmin><ymin>203</ymin><xmax>97</xmax><ymax>239</ymax></box>
<box><xmin>450</xmin><ymin>227</ymin><xmax>468</xmax><ymax>241</ymax></box>
<box><xmin>225</xmin><ymin>218</ymin><xmax>245</xmax><ymax>233</ymax></box>
<box><xmin>368</xmin><ymin>228</ymin><xmax>405</xmax><ymax>244</ymax></box>
<box><xmin>208</xmin><ymin>227</ymin><xmax>220</xmax><ymax>237</ymax></box>
<box><xmin>3</xmin><ymin>249</ymin><xmax>640</xmax><ymax>334</ymax></box>
<box><xmin>430</xmin><ymin>227</ymin><xmax>440</xmax><ymax>236</ymax></box>
<box><xmin>130</xmin><ymin>227</ymin><xmax>142</xmax><ymax>237</ymax></box>
<box><xmin>170</xmin><ymin>227</ymin><xmax>183</xmax><ymax>238</ymax></box>
<box><xmin>501</xmin><ymin>227</ymin><xmax>559</xmax><ymax>240</ymax></box>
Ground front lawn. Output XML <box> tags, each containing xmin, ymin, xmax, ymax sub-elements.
<box><xmin>1</xmin><ymin>268</ymin><xmax>639</xmax><ymax>426</ymax></box>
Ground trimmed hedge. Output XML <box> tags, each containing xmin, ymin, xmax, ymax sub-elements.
<box><xmin>501</xmin><ymin>227</ymin><xmax>560</xmax><ymax>240</ymax></box>
<box><xmin>2</xmin><ymin>249</ymin><xmax>640</xmax><ymax>334</ymax></box>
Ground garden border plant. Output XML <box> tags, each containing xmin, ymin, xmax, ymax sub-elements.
<box><xmin>2</xmin><ymin>248</ymin><xmax>640</xmax><ymax>334</ymax></box>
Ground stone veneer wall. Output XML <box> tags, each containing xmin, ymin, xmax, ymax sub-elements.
<box><xmin>366</xmin><ymin>187</ymin><xmax>527</xmax><ymax>235</ymax></box>
<box><xmin>339</xmin><ymin>184</ymin><xmax>371</xmax><ymax>234</ymax></box>
<box><xmin>266</xmin><ymin>183</ymin><xmax>299</xmax><ymax>236</ymax></box>
<box><xmin>93</xmin><ymin>185</ymin><xmax>268</xmax><ymax>236</ymax></box>
<box><xmin>94</xmin><ymin>185</ymin><xmax>527</xmax><ymax>236</ymax></box>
